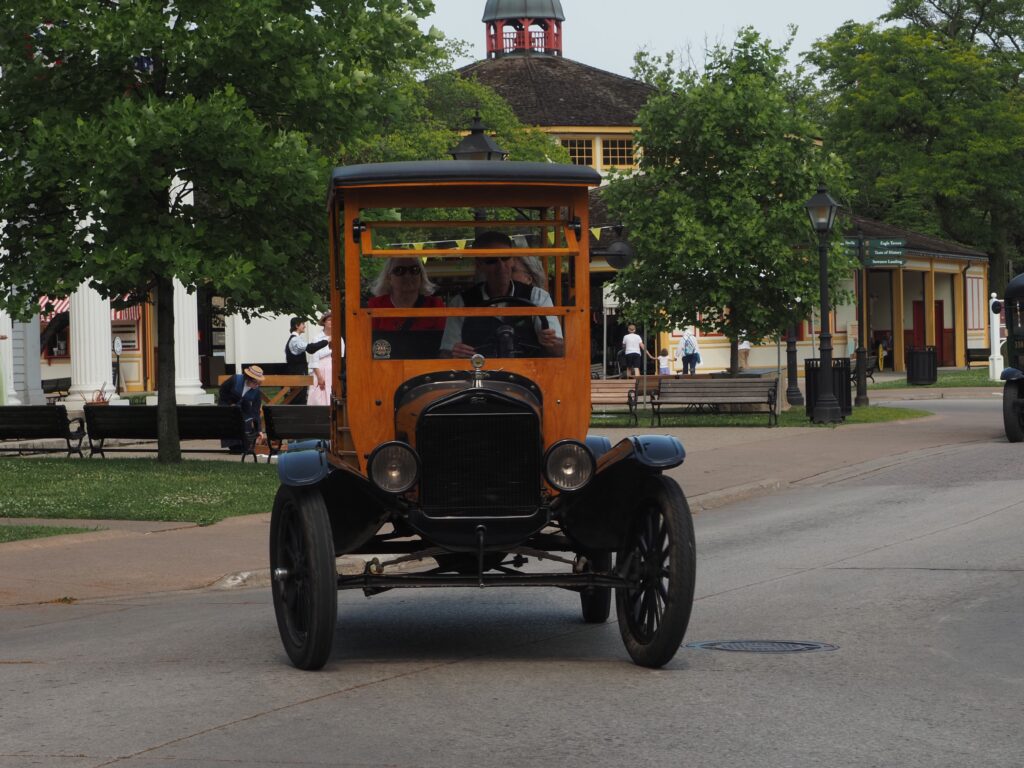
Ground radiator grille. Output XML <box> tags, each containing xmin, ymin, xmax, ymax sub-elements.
<box><xmin>417</xmin><ymin>396</ymin><xmax>541</xmax><ymax>516</ymax></box>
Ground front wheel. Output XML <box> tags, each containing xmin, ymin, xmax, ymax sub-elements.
<box><xmin>270</xmin><ymin>485</ymin><xmax>338</xmax><ymax>670</ymax></box>
<box><xmin>1004</xmin><ymin>382</ymin><xmax>1024</xmax><ymax>442</ymax></box>
<box><xmin>615</xmin><ymin>474</ymin><xmax>696</xmax><ymax>668</ymax></box>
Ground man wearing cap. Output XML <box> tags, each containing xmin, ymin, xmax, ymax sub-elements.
<box><xmin>286</xmin><ymin>318</ymin><xmax>330</xmax><ymax>405</ymax></box>
<box><xmin>440</xmin><ymin>231</ymin><xmax>563</xmax><ymax>358</ymax></box>
<box><xmin>217</xmin><ymin>365</ymin><xmax>266</xmax><ymax>453</ymax></box>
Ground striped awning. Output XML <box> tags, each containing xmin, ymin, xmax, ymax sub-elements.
<box><xmin>38</xmin><ymin>296</ymin><xmax>143</xmax><ymax>323</ymax></box>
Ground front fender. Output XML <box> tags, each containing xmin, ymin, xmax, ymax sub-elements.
<box><xmin>594</xmin><ymin>434</ymin><xmax>686</xmax><ymax>472</ymax></box>
<box><xmin>277</xmin><ymin>440</ymin><xmax>331</xmax><ymax>487</ymax></box>
<box><xmin>554</xmin><ymin>435</ymin><xmax>685</xmax><ymax>552</ymax></box>
<box><xmin>1000</xmin><ymin>367</ymin><xmax>1024</xmax><ymax>382</ymax></box>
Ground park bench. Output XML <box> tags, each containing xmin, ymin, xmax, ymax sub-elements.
<box><xmin>217</xmin><ymin>374</ymin><xmax>313</xmax><ymax>405</ymax></box>
<box><xmin>262</xmin><ymin>405</ymin><xmax>330</xmax><ymax>460</ymax></box>
<box><xmin>84</xmin><ymin>404</ymin><xmax>258</xmax><ymax>461</ymax></box>
<box><xmin>590</xmin><ymin>379</ymin><xmax>638</xmax><ymax>424</ymax></box>
<box><xmin>0</xmin><ymin>405</ymin><xmax>86</xmax><ymax>457</ymax></box>
<box><xmin>650</xmin><ymin>377</ymin><xmax>779</xmax><ymax>427</ymax></box>
<box><xmin>42</xmin><ymin>377</ymin><xmax>72</xmax><ymax>404</ymax></box>
<box><xmin>849</xmin><ymin>354</ymin><xmax>878</xmax><ymax>384</ymax></box>
<box><xmin>966</xmin><ymin>347</ymin><xmax>990</xmax><ymax>368</ymax></box>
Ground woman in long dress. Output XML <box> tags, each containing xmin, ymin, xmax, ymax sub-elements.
<box><xmin>307</xmin><ymin>312</ymin><xmax>334</xmax><ymax>406</ymax></box>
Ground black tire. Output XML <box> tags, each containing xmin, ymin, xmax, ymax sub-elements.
<box><xmin>1004</xmin><ymin>382</ymin><xmax>1024</xmax><ymax>443</ymax></box>
<box><xmin>270</xmin><ymin>485</ymin><xmax>338</xmax><ymax>670</ymax></box>
<box><xmin>580</xmin><ymin>552</ymin><xmax>612</xmax><ymax>623</ymax></box>
<box><xmin>615</xmin><ymin>474</ymin><xmax>696</xmax><ymax>668</ymax></box>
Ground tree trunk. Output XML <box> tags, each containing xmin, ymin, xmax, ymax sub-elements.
<box><xmin>729</xmin><ymin>340</ymin><xmax>739</xmax><ymax>375</ymax></box>
<box><xmin>156</xmin><ymin>274</ymin><xmax>181</xmax><ymax>462</ymax></box>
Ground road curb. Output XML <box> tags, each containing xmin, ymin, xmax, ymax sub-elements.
<box><xmin>690</xmin><ymin>478</ymin><xmax>786</xmax><ymax>514</ymax></box>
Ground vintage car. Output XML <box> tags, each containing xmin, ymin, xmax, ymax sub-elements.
<box><xmin>1000</xmin><ymin>273</ymin><xmax>1024</xmax><ymax>441</ymax></box>
<box><xmin>269</xmin><ymin>160</ymin><xmax>696</xmax><ymax>670</ymax></box>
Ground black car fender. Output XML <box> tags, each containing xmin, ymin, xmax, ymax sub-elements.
<box><xmin>1000</xmin><ymin>367</ymin><xmax>1024</xmax><ymax>382</ymax></box>
<box><xmin>554</xmin><ymin>434</ymin><xmax>685</xmax><ymax>552</ymax></box>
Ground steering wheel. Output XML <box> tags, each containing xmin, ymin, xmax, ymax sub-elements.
<box><xmin>470</xmin><ymin>295</ymin><xmax>550</xmax><ymax>358</ymax></box>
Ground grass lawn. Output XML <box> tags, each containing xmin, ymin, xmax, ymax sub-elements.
<box><xmin>0</xmin><ymin>524</ymin><xmax>94</xmax><ymax>543</ymax></box>
<box><xmin>869</xmin><ymin>368</ymin><xmax>998</xmax><ymax>389</ymax></box>
<box><xmin>590</xmin><ymin>404</ymin><xmax>930</xmax><ymax>428</ymax></box>
<box><xmin>0</xmin><ymin>458</ymin><xmax>278</xmax><ymax>525</ymax></box>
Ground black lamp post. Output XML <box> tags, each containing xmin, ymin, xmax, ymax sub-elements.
<box><xmin>449</xmin><ymin>113</ymin><xmax>509</xmax><ymax>161</ymax></box>
<box><xmin>805</xmin><ymin>185</ymin><xmax>843</xmax><ymax>423</ymax></box>
<box><xmin>786</xmin><ymin>322</ymin><xmax>804</xmax><ymax>406</ymax></box>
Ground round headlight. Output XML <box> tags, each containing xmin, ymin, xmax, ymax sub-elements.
<box><xmin>368</xmin><ymin>442</ymin><xmax>420</xmax><ymax>494</ymax></box>
<box><xmin>543</xmin><ymin>440</ymin><xmax>595</xmax><ymax>492</ymax></box>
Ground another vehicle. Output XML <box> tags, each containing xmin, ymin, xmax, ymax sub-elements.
<box><xmin>1000</xmin><ymin>273</ymin><xmax>1024</xmax><ymax>441</ymax></box>
<box><xmin>270</xmin><ymin>160</ymin><xmax>695</xmax><ymax>670</ymax></box>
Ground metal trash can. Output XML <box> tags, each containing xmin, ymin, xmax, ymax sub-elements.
<box><xmin>906</xmin><ymin>346</ymin><xmax>938</xmax><ymax>385</ymax></box>
<box><xmin>804</xmin><ymin>358</ymin><xmax>852</xmax><ymax>419</ymax></box>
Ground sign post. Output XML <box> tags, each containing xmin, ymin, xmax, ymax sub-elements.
<box><xmin>112</xmin><ymin>336</ymin><xmax>123</xmax><ymax>395</ymax></box>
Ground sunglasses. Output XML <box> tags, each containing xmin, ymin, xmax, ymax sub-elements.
<box><xmin>391</xmin><ymin>265</ymin><xmax>421</xmax><ymax>277</ymax></box>
<box><xmin>481</xmin><ymin>256</ymin><xmax>513</xmax><ymax>266</ymax></box>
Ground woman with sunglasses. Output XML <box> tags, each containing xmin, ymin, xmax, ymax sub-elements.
<box><xmin>367</xmin><ymin>257</ymin><xmax>446</xmax><ymax>331</ymax></box>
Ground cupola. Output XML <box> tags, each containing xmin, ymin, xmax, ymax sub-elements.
<box><xmin>482</xmin><ymin>0</ymin><xmax>565</xmax><ymax>58</ymax></box>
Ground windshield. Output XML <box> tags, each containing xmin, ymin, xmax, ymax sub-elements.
<box><xmin>353</xmin><ymin>206</ymin><xmax>580</xmax><ymax>361</ymax></box>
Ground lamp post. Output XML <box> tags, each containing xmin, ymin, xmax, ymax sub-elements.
<box><xmin>449</xmin><ymin>113</ymin><xmax>509</xmax><ymax>161</ymax></box>
<box><xmin>854</xmin><ymin>228</ymin><xmax>870</xmax><ymax>408</ymax></box>
<box><xmin>804</xmin><ymin>185</ymin><xmax>843</xmax><ymax>424</ymax></box>
<box><xmin>786</xmin><ymin>323</ymin><xmax>803</xmax><ymax>406</ymax></box>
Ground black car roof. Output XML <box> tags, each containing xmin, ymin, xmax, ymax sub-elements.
<box><xmin>330</xmin><ymin>160</ymin><xmax>602</xmax><ymax>191</ymax></box>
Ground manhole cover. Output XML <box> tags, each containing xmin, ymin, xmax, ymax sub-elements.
<box><xmin>685</xmin><ymin>640</ymin><xmax>838</xmax><ymax>653</ymax></box>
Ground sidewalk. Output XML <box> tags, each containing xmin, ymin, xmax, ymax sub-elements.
<box><xmin>0</xmin><ymin>386</ymin><xmax>1004</xmax><ymax>606</ymax></box>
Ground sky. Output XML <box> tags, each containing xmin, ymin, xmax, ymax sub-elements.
<box><xmin>420</xmin><ymin>0</ymin><xmax>894</xmax><ymax>76</ymax></box>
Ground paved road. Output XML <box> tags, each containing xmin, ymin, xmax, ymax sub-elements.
<box><xmin>2</xmin><ymin>399</ymin><xmax>1020</xmax><ymax>767</ymax></box>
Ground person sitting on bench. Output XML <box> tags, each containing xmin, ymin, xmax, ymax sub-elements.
<box><xmin>217</xmin><ymin>365</ymin><xmax>265</xmax><ymax>452</ymax></box>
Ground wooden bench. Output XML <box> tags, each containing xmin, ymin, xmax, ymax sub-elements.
<box><xmin>217</xmin><ymin>374</ymin><xmax>314</xmax><ymax>405</ymax></box>
<box><xmin>650</xmin><ymin>377</ymin><xmax>779</xmax><ymax>427</ymax></box>
<box><xmin>84</xmin><ymin>404</ymin><xmax>258</xmax><ymax>461</ymax></box>
<box><xmin>966</xmin><ymin>348</ymin><xmax>989</xmax><ymax>368</ymax></box>
<box><xmin>849</xmin><ymin>354</ymin><xmax>877</xmax><ymax>384</ymax></box>
<box><xmin>590</xmin><ymin>379</ymin><xmax>638</xmax><ymax>424</ymax></box>
<box><xmin>0</xmin><ymin>405</ymin><xmax>86</xmax><ymax>457</ymax></box>
<box><xmin>41</xmin><ymin>377</ymin><xmax>72</xmax><ymax>403</ymax></box>
<box><xmin>263</xmin><ymin>405</ymin><xmax>330</xmax><ymax>459</ymax></box>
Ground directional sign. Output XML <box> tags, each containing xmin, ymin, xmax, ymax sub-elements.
<box><xmin>863</xmin><ymin>256</ymin><xmax>906</xmax><ymax>267</ymax></box>
<box><xmin>866</xmin><ymin>238</ymin><xmax>905</xmax><ymax>249</ymax></box>
<box><xmin>870</xmin><ymin>247</ymin><xmax>906</xmax><ymax>258</ymax></box>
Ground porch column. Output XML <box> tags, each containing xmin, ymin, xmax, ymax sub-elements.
<box><xmin>924</xmin><ymin>263</ymin><xmax>936</xmax><ymax>347</ymax></box>
<box><xmin>0</xmin><ymin>310</ymin><xmax>12</xmax><ymax>405</ymax></box>
<box><xmin>67</xmin><ymin>282</ymin><xmax>119</xmax><ymax>404</ymax></box>
<box><xmin>892</xmin><ymin>268</ymin><xmax>905</xmax><ymax>372</ymax></box>
<box><xmin>173</xmin><ymin>278</ymin><xmax>214</xmax><ymax>404</ymax></box>
<box><xmin>953</xmin><ymin>270</ymin><xmax>966</xmax><ymax>367</ymax></box>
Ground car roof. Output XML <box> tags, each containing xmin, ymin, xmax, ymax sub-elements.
<box><xmin>330</xmin><ymin>160</ymin><xmax>602</xmax><ymax>194</ymax></box>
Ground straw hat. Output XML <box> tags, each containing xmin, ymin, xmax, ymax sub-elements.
<box><xmin>243</xmin><ymin>365</ymin><xmax>265</xmax><ymax>383</ymax></box>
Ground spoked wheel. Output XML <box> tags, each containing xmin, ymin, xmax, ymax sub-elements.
<box><xmin>270</xmin><ymin>485</ymin><xmax>337</xmax><ymax>670</ymax></box>
<box><xmin>615</xmin><ymin>474</ymin><xmax>696</xmax><ymax>668</ymax></box>
<box><xmin>1003</xmin><ymin>381</ymin><xmax>1024</xmax><ymax>442</ymax></box>
<box><xmin>579</xmin><ymin>552</ymin><xmax>612</xmax><ymax>623</ymax></box>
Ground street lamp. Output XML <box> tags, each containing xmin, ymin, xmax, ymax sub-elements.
<box><xmin>786</xmin><ymin>297</ymin><xmax>803</xmax><ymax>406</ymax></box>
<box><xmin>804</xmin><ymin>185</ymin><xmax>843</xmax><ymax>423</ymax></box>
<box><xmin>449</xmin><ymin>113</ymin><xmax>509</xmax><ymax>161</ymax></box>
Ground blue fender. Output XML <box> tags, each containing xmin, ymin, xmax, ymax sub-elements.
<box><xmin>585</xmin><ymin>434</ymin><xmax>613</xmax><ymax>460</ymax></box>
<box><xmin>277</xmin><ymin>440</ymin><xmax>331</xmax><ymax>487</ymax></box>
<box><xmin>1000</xmin><ymin>368</ymin><xmax>1024</xmax><ymax>382</ymax></box>
<box><xmin>590</xmin><ymin>434</ymin><xmax>686</xmax><ymax>473</ymax></box>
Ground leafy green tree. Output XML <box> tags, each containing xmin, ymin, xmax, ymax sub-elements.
<box><xmin>808</xmin><ymin>22</ymin><xmax>1024</xmax><ymax>289</ymax></box>
<box><xmin>604</xmin><ymin>30</ymin><xmax>852</xmax><ymax>370</ymax></box>
<box><xmin>0</xmin><ymin>0</ymin><xmax>443</xmax><ymax>460</ymax></box>
<box><xmin>884</xmin><ymin>0</ymin><xmax>1024</xmax><ymax>56</ymax></box>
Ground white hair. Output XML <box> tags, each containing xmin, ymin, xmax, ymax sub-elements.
<box><xmin>369</xmin><ymin>257</ymin><xmax>437</xmax><ymax>297</ymax></box>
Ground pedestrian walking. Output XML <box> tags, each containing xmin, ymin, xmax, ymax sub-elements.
<box><xmin>286</xmin><ymin>317</ymin><xmax>329</xmax><ymax>405</ymax></box>
<box><xmin>621</xmin><ymin>323</ymin><xmax>646</xmax><ymax>378</ymax></box>
<box><xmin>675</xmin><ymin>329</ymin><xmax>700</xmax><ymax>375</ymax></box>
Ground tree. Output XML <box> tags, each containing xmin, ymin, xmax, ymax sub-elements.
<box><xmin>808</xmin><ymin>22</ymin><xmax>1024</xmax><ymax>290</ymax></box>
<box><xmin>603</xmin><ymin>29</ymin><xmax>852</xmax><ymax>370</ymax></box>
<box><xmin>884</xmin><ymin>0</ymin><xmax>1024</xmax><ymax>56</ymax></box>
<box><xmin>0</xmin><ymin>0</ymin><xmax>444</xmax><ymax>460</ymax></box>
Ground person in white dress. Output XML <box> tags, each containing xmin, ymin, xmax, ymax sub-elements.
<box><xmin>307</xmin><ymin>312</ymin><xmax>337</xmax><ymax>406</ymax></box>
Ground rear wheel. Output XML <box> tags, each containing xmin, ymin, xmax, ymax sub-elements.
<box><xmin>270</xmin><ymin>485</ymin><xmax>337</xmax><ymax>670</ymax></box>
<box><xmin>615</xmin><ymin>474</ymin><xmax>696</xmax><ymax>668</ymax></box>
<box><xmin>579</xmin><ymin>552</ymin><xmax>612</xmax><ymax>623</ymax></box>
<box><xmin>1004</xmin><ymin>381</ymin><xmax>1024</xmax><ymax>443</ymax></box>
